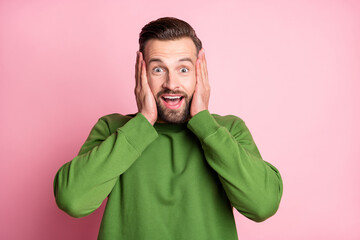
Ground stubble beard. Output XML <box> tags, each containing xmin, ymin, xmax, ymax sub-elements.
<box><xmin>156</xmin><ymin>90</ymin><xmax>193</xmax><ymax>124</ymax></box>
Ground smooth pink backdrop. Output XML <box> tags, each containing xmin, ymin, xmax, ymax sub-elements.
<box><xmin>1</xmin><ymin>0</ymin><xmax>359</xmax><ymax>239</ymax></box>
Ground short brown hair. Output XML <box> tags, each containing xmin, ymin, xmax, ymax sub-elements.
<box><xmin>139</xmin><ymin>17</ymin><xmax>202</xmax><ymax>55</ymax></box>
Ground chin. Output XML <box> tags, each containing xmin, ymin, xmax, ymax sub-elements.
<box><xmin>156</xmin><ymin>101</ymin><xmax>191</xmax><ymax>124</ymax></box>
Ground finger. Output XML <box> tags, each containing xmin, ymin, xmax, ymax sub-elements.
<box><xmin>135</xmin><ymin>51</ymin><xmax>140</xmax><ymax>88</ymax></box>
<box><xmin>141</xmin><ymin>59</ymin><xmax>148</xmax><ymax>88</ymax></box>
<box><xmin>135</xmin><ymin>51</ymin><xmax>139</xmax><ymax>77</ymax></box>
<box><xmin>196</xmin><ymin>58</ymin><xmax>202</xmax><ymax>86</ymax></box>
<box><xmin>200</xmin><ymin>50</ymin><xmax>207</xmax><ymax>85</ymax></box>
<box><xmin>139</xmin><ymin>52</ymin><xmax>146</xmax><ymax>88</ymax></box>
<box><xmin>202</xmin><ymin>49</ymin><xmax>207</xmax><ymax>68</ymax></box>
<box><xmin>202</xmin><ymin>49</ymin><xmax>208</xmax><ymax>81</ymax></box>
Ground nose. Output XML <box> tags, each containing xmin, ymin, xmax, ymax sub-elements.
<box><xmin>162</xmin><ymin>71</ymin><xmax>180</xmax><ymax>90</ymax></box>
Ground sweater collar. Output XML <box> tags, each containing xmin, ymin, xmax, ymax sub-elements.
<box><xmin>154</xmin><ymin>121</ymin><xmax>188</xmax><ymax>132</ymax></box>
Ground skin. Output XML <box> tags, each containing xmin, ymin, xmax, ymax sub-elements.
<box><xmin>135</xmin><ymin>37</ymin><xmax>210</xmax><ymax>125</ymax></box>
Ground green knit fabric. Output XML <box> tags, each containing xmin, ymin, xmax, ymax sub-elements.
<box><xmin>54</xmin><ymin>110</ymin><xmax>283</xmax><ymax>240</ymax></box>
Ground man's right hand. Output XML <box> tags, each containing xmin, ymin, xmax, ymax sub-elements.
<box><xmin>134</xmin><ymin>51</ymin><xmax>157</xmax><ymax>125</ymax></box>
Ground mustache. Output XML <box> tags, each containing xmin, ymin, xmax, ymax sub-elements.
<box><xmin>156</xmin><ymin>89</ymin><xmax>189</xmax><ymax>99</ymax></box>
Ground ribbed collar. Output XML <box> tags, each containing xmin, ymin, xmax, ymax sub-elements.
<box><xmin>154</xmin><ymin>121</ymin><xmax>188</xmax><ymax>133</ymax></box>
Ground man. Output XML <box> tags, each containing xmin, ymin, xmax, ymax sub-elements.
<box><xmin>54</xmin><ymin>17</ymin><xmax>283</xmax><ymax>239</ymax></box>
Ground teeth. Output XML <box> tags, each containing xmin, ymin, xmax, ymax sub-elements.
<box><xmin>163</xmin><ymin>96</ymin><xmax>181</xmax><ymax>99</ymax></box>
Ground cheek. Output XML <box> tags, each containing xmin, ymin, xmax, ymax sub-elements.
<box><xmin>186</xmin><ymin>74</ymin><xmax>197</xmax><ymax>96</ymax></box>
<box><xmin>147</xmin><ymin>75</ymin><xmax>163</xmax><ymax>95</ymax></box>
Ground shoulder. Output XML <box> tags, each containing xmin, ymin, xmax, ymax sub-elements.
<box><xmin>98</xmin><ymin>113</ymin><xmax>136</xmax><ymax>133</ymax></box>
<box><xmin>211</xmin><ymin>113</ymin><xmax>260</xmax><ymax>156</ymax></box>
<box><xmin>211</xmin><ymin>113</ymin><xmax>246</xmax><ymax>131</ymax></box>
<box><xmin>99</xmin><ymin>113</ymin><xmax>134</xmax><ymax>122</ymax></box>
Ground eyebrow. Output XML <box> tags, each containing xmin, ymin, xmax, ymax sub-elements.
<box><xmin>148</xmin><ymin>57</ymin><xmax>194</xmax><ymax>66</ymax></box>
<box><xmin>179</xmin><ymin>57</ymin><xmax>194</xmax><ymax>66</ymax></box>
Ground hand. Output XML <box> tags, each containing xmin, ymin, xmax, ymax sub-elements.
<box><xmin>190</xmin><ymin>48</ymin><xmax>210</xmax><ymax>117</ymax></box>
<box><xmin>134</xmin><ymin>51</ymin><xmax>157</xmax><ymax>125</ymax></box>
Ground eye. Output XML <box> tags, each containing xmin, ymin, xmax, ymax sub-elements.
<box><xmin>153</xmin><ymin>67</ymin><xmax>163</xmax><ymax>73</ymax></box>
<box><xmin>180</xmin><ymin>67</ymin><xmax>189</xmax><ymax>73</ymax></box>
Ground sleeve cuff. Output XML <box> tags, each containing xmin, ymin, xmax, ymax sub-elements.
<box><xmin>118</xmin><ymin>113</ymin><xmax>158</xmax><ymax>154</ymax></box>
<box><xmin>187</xmin><ymin>110</ymin><xmax>221</xmax><ymax>141</ymax></box>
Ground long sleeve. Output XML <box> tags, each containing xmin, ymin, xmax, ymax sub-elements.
<box><xmin>187</xmin><ymin>110</ymin><xmax>283</xmax><ymax>222</ymax></box>
<box><xmin>53</xmin><ymin>113</ymin><xmax>158</xmax><ymax>218</ymax></box>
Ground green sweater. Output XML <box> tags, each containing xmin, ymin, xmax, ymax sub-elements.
<box><xmin>54</xmin><ymin>110</ymin><xmax>283</xmax><ymax>239</ymax></box>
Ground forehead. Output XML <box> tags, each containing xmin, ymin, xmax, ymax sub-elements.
<box><xmin>144</xmin><ymin>37</ymin><xmax>197</xmax><ymax>63</ymax></box>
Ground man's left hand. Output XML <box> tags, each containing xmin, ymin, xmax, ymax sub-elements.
<box><xmin>190</xmin><ymin>49</ymin><xmax>210</xmax><ymax>117</ymax></box>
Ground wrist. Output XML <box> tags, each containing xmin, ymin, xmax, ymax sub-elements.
<box><xmin>141</xmin><ymin>111</ymin><xmax>156</xmax><ymax>125</ymax></box>
<box><xmin>187</xmin><ymin>110</ymin><xmax>220</xmax><ymax>140</ymax></box>
<box><xmin>191</xmin><ymin>106</ymin><xmax>208</xmax><ymax>118</ymax></box>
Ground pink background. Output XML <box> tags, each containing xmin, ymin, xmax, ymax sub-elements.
<box><xmin>1</xmin><ymin>0</ymin><xmax>359</xmax><ymax>239</ymax></box>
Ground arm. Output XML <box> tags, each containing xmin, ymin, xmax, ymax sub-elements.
<box><xmin>189</xmin><ymin>50</ymin><xmax>282</xmax><ymax>222</ymax></box>
<box><xmin>54</xmin><ymin>51</ymin><xmax>159</xmax><ymax>218</ymax></box>
<box><xmin>188</xmin><ymin>110</ymin><xmax>283</xmax><ymax>222</ymax></box>
<box><xmin>53</xmin><ymin>113</ymin><xmax>158</xmax><ymax>218</ymax></box>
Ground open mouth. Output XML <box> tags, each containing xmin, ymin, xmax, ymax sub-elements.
<box><xmin>161</xmin><ymin>95</ymin><xmax>184</xmax><ymax>109</ymax></box>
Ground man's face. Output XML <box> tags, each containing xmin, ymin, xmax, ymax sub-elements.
<box><xmin>143</xmin><ymin>37</ymin><xmax>198</xmax><ymax>124</ymax></box>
